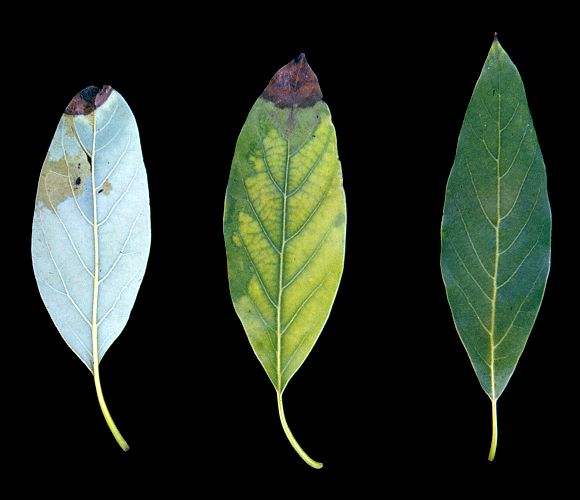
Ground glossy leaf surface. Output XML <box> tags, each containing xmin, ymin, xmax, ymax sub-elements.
<box><xmin>441</xmin><ymin>39</ymin><xmax>551</xmax><ymax>459</ymax></box>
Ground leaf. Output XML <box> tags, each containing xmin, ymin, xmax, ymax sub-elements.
<box><xmin>31</xmin><ymin>86</ymin><xmax>151</xmax><ymax>450</ymax></box>
<box><xmin>441</xmin><ymin>37</ymin><xmax>551</xmax><ymax>460</ymax></box>
<box><xmin>223</xmin><ymin>54</ymin><xmax>346</xmax><ymax>468</ymax></box>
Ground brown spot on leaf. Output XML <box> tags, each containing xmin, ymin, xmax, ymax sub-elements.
<box><xmin>101</xmin><ymin>180</ymin><xmax>112</xmax><ymax>196</ymax></box>
<box><xmin>36</xmin><ymin>117</ymin><xmax>91</xmax><ymax>211</ymax></box>
<box><xmin>262</xmin><ymin>53</ymin><xmax>322</xmax><ymax>108</ymax></box>
<box><xmin>65</xmin><ymin>85</ymin><xmax>113</xmax><ymax>115</ymax></box>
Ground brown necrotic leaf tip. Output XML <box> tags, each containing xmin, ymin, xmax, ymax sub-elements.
<box><xmin>65</xmin><ymin>85</ymin><xmax>113</xmax><ymax>115</ymax></box>
<box><xmin>262</xmin><ymin>53</ymin><xmax>322</xmax><ymax>108</ymax></box>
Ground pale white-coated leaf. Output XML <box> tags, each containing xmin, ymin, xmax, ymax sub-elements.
<box><xmin>32</xmin><ymin>86</ymin><xmax>151</xmax><ymax>373</ymax></box>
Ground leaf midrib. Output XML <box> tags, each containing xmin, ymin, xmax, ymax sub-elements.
<box><xmin>276</xmin><ymin>138</ymin><xmax>290</xmax><ymax>393</ymax></box>
<box><xmin>90</xmin><ymin>111</ymin><xmax>100</xmax><ymax>372</ymax></box>
<box><xmin>489</xmin><ymin>70</ymin><xmax>502</xmax><ymax>401</ymax></box>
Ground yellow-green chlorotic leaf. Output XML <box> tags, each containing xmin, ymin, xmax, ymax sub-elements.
<box><xmin>441</xmin><ymin>39</ymin><xmax>551</xmax><ymax>460</ymax></box>
<box><xmin>224</xmin><ymin>54</ymin><xmax>346</xmax><ymax>468</ymax></box>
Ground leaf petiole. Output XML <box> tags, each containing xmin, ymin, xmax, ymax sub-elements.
<box><xmin>488</xmin><ymin>399</ymin><xmax>498</xmax><ymax>461</ymax></box>
<box><xmin>94</xmin><ymin>363</ymin><xmax>129</xmax><ymax>451</ymax></box>
<box><xmin>277</xmin><ymin>393</ymin><xmax>322</xmax><ymax>469</ymax></box>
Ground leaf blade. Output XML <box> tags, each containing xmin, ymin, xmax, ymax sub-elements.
<box><xmin>32</xmin><ymin>87</ymin><xmax>150</xmax><ymax>369</ymax></box>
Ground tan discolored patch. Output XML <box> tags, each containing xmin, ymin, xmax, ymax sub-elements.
<box><xmin>100</xmin><ymin>180</ymin><xmax>112</xmax><ymax>196</ymax></box>
<box><xmin>36</xmin><ymin>122</ymin><xmax>91</xmax><ymax>212</ymax></box>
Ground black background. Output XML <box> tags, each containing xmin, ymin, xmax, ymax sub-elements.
<box><xmin>4</xmin><ymin>16</ymin><xmax>577</xmax><ymax>490</ymax></box>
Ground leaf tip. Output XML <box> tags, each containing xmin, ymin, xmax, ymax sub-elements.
<box><xmin>65</xmin><ymin>85</ymin><xmax>114</xmax><ymax>115</ymax></box>
<box><xmin>491</xmin><ymin>32</ymin><xmax>503</xmax><ymax>52</ymax></box>
<box><xmin>261</xmin><ymin>53</ymin><xmax>323</xmax><ymax>108</ymax></box>
<box><xmin>294</xmin><ymin>52</ymin><xmax>306</xmax><ymax>64</ymax></box>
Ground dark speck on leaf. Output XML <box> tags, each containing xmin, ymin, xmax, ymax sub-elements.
<box><xmin>75</xmin><ymin>177</ymin><xmax>81</xmax><ymax>186</ymax></box>
<box><xmin>98</xmin><ymin>189</ymin><xmax>103</xmax><ymax>194</ymax></box>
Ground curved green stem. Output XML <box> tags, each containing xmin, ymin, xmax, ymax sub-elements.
<box><xmin>488</xmin><ymin>398</ymin><xmax>498</xmax><ymax>461</ymax></box>
<box><xmin>277</xmin><ymin>393</ymin><xmax>322</xmax><ymax>469</ymax></box>
<box><xmin>94</xmin><ymin>362</ymin><xmax>129</xmax><ymax>451</ymax></box>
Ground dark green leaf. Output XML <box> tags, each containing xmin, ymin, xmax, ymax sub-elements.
<box><xmin>441</xmin><ymin>38</ymin><xmax>551</xmax><ymax>460</ymax></box>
